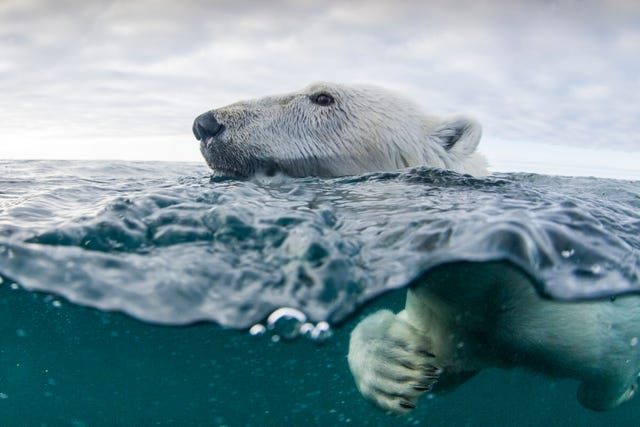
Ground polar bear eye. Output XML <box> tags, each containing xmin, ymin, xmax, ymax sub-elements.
<box><xmin>310</xmin><ymin>92</ymin><xmax>335</xmax><ymax>106</ymax></box>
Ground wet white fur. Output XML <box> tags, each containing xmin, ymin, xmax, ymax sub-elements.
<box><xmin>200</xmin><ymin>82</ymin><xmax>487</xmax><ymax>177</ymax></box>
<box><xmin>349</xmin><ymin>262</ymin><xmax>640</xmax><ymax>414</ymax></box>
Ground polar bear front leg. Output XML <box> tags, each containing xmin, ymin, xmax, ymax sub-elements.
<box><xmin>348</xmin><ymin>309</ymin><xmax>441</xmax><ymax>414</ymax></box>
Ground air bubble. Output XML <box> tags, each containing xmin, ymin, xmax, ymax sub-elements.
<box><xmin>310</xmin><ymin>321</ymin><xmax>333</xmax><ymax>342</ymax></box>
<box><xmin>249</xmin><ymin>324</ymin><xmax>266</xmax><ymax>336</ymax></box>
<box><xmin>631</xmin><ymin>337</ymin><xmax>638</xmax><ymax>347</ymax></box>
<box><xmin>299</xmin><ymin>323</ymin><xmax>315</xmax><ymax>336</ymax></box>
<box><xmin>266</xmin><ymin>307</ymin><xmax>307</xmax><ymax>340</ymax></box>
<box><xmin>253</xmin><ymin>307</ymin><xmax>334</xmax><ymax>343</ymax></box>
<box><xmin>590</xmin><ymin>264</ymin><xmax>603</xmax><ymax>275</ymax></box>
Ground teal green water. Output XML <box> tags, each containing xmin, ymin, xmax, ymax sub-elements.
<box><xmin>2</xmin><ymin>281</ymin><xmax>639</xmax><ymax>426</ymax></box>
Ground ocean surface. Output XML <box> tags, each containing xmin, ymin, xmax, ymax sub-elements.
<box><xmin>1</xmin><ymin>160</ymin><xmax>639</xmax><ymax>426</ymax></box>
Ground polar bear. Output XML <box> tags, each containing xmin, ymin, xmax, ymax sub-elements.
<box><xmin>192</xmin><ymin>82</ymin><xmax>487</xmax><ymax>178</ymax></box>
<box><xmin>349</xmin><ymin>262</ymin><xmax>640</xmax><ymax>414</ymax></box>
<box><xmin>192</xmin><ymin>82</ymin><xmax>640</xmax><ymax>414</ymax></box>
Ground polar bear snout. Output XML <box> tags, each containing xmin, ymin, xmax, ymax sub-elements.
<box><xmin>192</xmin><ymin>111</ymin><xmax>225</xmax><ymax>141</ymax></box>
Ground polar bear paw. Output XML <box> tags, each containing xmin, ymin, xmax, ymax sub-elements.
<box><xmin>348</xmin><ymin>309</ymin><xmax>441</xmax><ymax>414</ymax></box>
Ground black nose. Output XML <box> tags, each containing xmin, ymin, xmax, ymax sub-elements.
<box><xmin>192</xmin><ymin>111</ymin><xmax>224</xmax><ymax>140</ymax></box>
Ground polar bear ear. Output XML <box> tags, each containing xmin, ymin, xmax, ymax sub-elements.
<box><xmin>431</xmin><ymin>117</ymin><xmax>482</xmax><ymax>156</ymax></box>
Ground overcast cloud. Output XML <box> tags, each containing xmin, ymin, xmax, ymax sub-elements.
<box><xmin>0</xmin><ymin>0</ymin><xmax>639</xmax><ymax>173</ymax></box>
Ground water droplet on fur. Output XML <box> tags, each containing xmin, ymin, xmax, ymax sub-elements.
<box><xmin>266</xmin><ymin>307</ymin><xmax>307</xmax><ymax>340</ymax></box>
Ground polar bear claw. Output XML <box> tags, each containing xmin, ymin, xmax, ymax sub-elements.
<box><xmin>348</xmin><ymin>310</ymin><xmax>441</xmax><ymax>414</ymax></box>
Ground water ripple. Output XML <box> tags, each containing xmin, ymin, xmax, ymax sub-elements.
<box><xmin>0</xmin><ymin>160</ymin><xmax>638</xmax><ymax>327</ymax></box>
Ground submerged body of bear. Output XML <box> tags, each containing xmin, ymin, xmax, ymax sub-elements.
<box><xmin>193</xmin><ymin>82</ymin><xmax>640</xmax><ymax>413</ymax></box>
<box><xmin>349</xmin><ymin>262</ymin><xmax>640</xmax><ymax>413</ymax></box>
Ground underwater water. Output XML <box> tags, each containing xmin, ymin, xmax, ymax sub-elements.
<box><xmin>1</xmin><ymin>160</ymin><xmax>639</xmax><ymax>426</ymax></box>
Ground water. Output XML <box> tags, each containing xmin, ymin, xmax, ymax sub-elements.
<box><xmin>1</xmin><ymin>160</ymin><xmax>639</xmax><ymax>425</ymax></box>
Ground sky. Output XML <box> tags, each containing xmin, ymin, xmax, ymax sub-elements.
<box><xmin>0</xmin><ymin>0</ymin><xmax>639</xmax><ymax>179</ymax></box>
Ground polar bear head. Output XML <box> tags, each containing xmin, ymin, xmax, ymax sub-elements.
<box><xmin>193</xmin><ymin>82</ymin><xmax>487</xmax><ymax>177</ymax></box>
